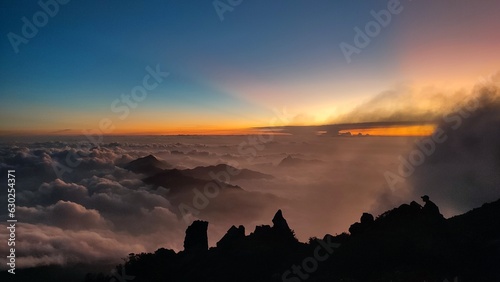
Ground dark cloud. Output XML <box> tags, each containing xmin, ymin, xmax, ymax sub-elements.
<box><xmin>409</xmin><ymin>84</ymin><xmax>500</xmax><ymax>215</ymax></box>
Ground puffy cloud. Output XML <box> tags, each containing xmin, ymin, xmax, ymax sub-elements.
<box><xmin>0</xmin><ymin>223</ymin><xmax>145</xmax><ymax>269</ymax></box>
<box><xmin>18</xmin><ymin>179</ymin><xmax>88</xmax><ymax>206</ymax></box>
<box><xmin>17</xmin><ymin>200</ymin><xmax>108</xmax><ymax>230</ymax></box>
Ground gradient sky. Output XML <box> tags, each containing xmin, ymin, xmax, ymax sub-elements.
<box><xmin>1</xmin><ymin>0</ymin><xmax>499</xmax><ymax>135</ymax></box>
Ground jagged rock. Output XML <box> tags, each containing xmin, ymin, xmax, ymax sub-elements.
<box><xmin>83</xmin><ymin>198</ymin><xmax>500</xmax><ymax>282</ymax></box>
<box><xmin>247</xmin><ymin>210</ymin><xmax>297</xmax><ymax>244</ymax></box>
<box><xmin>251</xmin><ymin>225</ymin><xmax>272</xmax><ymax>239</ymax></box>
<box><xmin>271</xmin><ymin>210</ymin><xmax>297</xmax><ymax>244</ymax></box>
<box><xmin>421</xmin><ymin>195</ymin><xmax>444</xmax><ymax>219</ymax></box>
<box><xmin>378</xmin><ymin>201</ymin><xmax>422</xmax><ymax>224</ymax></box>
<box><xmin>216</xmin><ymin>225</ymin><xmax>245</xmax><ymax>249</ymax></box>
<box><xmin>272</xmin><ymin>209</ymin><xmax>291</xmax><ymax>232</ymax></box>
<box><xmin>183</xmin><ymin>220</ymin><xmax>209</xmax><ymax>252</ymax></box>
<box><xmin>349</xmin><ymin>212</ymin><xmax>374</xmax><ymax>236</ymax></box>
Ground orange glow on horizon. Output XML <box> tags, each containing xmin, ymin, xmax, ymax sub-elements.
<box><xmin>1</xmin><ymin>124</ymin><xmax>438</xmax><ymax>137</ymax></box>
<box><xmin>339</xmin><ymin>124</ymin><xmax>436</xmax><ymax>137</ymax></box>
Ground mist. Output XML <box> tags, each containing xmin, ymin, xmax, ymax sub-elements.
<box><xmin>0</xmin><ymin>134</ymin><xmax>417</xmax><ymax>269</ymax></box>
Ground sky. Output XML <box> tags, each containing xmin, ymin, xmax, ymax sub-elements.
<box><xmin>1</xmin><ymin>0</ymin><xmax>499</xmax><ymax>135</ymax></box>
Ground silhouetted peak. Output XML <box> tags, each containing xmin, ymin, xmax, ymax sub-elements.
<box><xmin>143</xmin><ymin>154</ymin><xmax>159</xmax><ymax>161</ymax></box>
<box><xmin>124</xmin><ymin>154</ymin><xmax>171</xmax><ymax>175</ymax></box>
<box><xmin>183</xmin><ymin>220</ymin><xmax>209</xmax><ymax>253</ymax></box>
<box><xmin>272</xmin><ymin>209</ymin><xmax>291</xmax><ymax>231</ymax></box>
<box><xmin>130</xmin><ymin>154</ymin><xmax>162</xmax><ymax>165</ymax></box>
<box><xmin>216</xmin><ymin>225</ymin><xmax>245</xmax><ymax>249</ymax></box>
<box><xmin>421</xmin><ymin>195</ymin><xmax>444</xmax><ymax>219</ymax></box>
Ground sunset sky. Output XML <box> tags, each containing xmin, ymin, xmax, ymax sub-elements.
<box><xmin>2</xmin><ymin>2</ymin><xmax>500</xmax><ymax>277</ymax></box>
<box><xmin>1</xmin><ymin>0</ymin><xmax>499</xmax><ymax>135</ymax></box>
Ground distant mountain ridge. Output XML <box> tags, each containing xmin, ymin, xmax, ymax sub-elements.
<box><xmin>278</xmin><ymin>155</ymin><xmax>324</xmax><ymax>167</ymax></box>
<box><xmin>123</xmin><ymin>156</ymin><xmax>272</xmax><ymax>194</ymax></box>
<box><xmin>142</xmin><ymin>168</ymin><xmax>242</xmax><ymax>193</ymax></box>
<box><xmin>123</xmin><ymin>154</ymin><xmax>172</xmax><ymax>175</ymax></box>
<box><xmin>179</xmin><ymin>163</ymin><xmax>273</xmax><ymax>181</ymax></box>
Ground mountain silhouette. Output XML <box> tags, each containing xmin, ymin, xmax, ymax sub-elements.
<box><xmin>5</xmin><ymin>198</ymin><xmax>500</xmax><ymax>281</ymax></box>
<box><xmin>278</xmin><ymin>155</ymin><xmax>324</xmax><ymax>167</ymax></box>
<box><xmin>142</xmin><ymin>169</ymin><xmax>242</xmax><ymax>194</ymax></box>
<box><xmin>139</xmin><ymin>163</ymin><xmax>274</xmax><ymax>195</ymax></box>
<box><xmin>123</xmin><ymin>154</ymin><xmax>172</xmax><ymax>176</ymax></box>
<box><xmin>180</xmin><ymin>163</ymin><xmax>274</xmax><ymax>181</ymax></box>
<box><xmin>184</xmin><ymin>220</ymin><xmax>209</xmax><ymax>253</ymax></box>
<box><xmin>124</xmin><ymin>155</ymin><xmax>272</xmax><ymax>194</ymax></box>
<box><xmin>80</xmin><ymin>198</ymin><xmax>500</xmax><ymax>282</ymax></box>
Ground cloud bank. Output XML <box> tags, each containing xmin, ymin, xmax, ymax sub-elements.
<box><xmin>2</xmin><ymin>76</ymin><xmax>499</xmax><ymax>270</ymax></box>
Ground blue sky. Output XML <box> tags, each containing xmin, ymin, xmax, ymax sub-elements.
<box><xmin>1</xmin><ymin>0</ymin><xmax>499</xmax><ymax>134</ymax></box>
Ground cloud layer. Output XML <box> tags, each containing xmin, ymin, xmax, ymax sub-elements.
<box><xmin>1</xmin><ymin>79</ymin><xmax>499</xmax><ymax>269</ymax></box>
